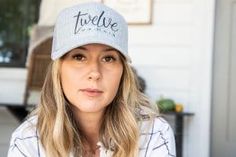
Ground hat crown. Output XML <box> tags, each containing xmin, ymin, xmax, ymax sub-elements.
<box><xmin>51</xmin><ymin>2</ymin><xmax>128</xmax><ymax>60</ymax></box>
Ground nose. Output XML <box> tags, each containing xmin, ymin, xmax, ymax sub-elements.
<box><xmin>88</xmin><ymin>62</ymin><xmax>101</xmax><ymax>81</ymax></box>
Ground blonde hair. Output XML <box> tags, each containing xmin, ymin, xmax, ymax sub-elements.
<box><xmin>34</xmin><ymin>56</ymin><xmax>158</xmax><ymax>157</ymax></box>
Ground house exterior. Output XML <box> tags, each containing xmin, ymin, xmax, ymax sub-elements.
<box><xmin>0</xmin><ymin>0</ymin><xmax>235</xmax><ymax>157</ymax></box>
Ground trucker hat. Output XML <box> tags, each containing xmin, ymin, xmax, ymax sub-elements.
<box><xmin>51</xmin><ymin>2</ymin><xmax>129</xmax><ymax>61</ymax></box>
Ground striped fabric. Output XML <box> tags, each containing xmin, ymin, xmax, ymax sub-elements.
<box><xmin>8</xmin><ymin>116</ymin><xmax>176</xmax><ymax>157</ymax></box>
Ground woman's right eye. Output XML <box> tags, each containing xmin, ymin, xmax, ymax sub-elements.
<box><xmin>72</xmin><ymin>54</ymin><xmax>85</xmax><ymax>61</ymax></box>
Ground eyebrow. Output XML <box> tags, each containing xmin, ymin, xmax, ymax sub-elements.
<box><xmin>104</xmin><ymin>47</ymin><xmax>117</xmax><ymax>52</ymax></box>
<box><xmin>76</xmin><ymin>47</ymin><xmax>87</xmax><ymax>50</ymax></box>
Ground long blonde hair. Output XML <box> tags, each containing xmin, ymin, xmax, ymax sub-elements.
<box><xmin>34</xmin><ymin>56</ymin><xmax>158</xmax><ymax>157</ymax></box>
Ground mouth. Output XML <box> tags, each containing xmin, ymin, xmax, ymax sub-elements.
<box><xmin>80</xmin><ymin>88</ymin><xmax>104</xmax><ymax>97</ymax></box>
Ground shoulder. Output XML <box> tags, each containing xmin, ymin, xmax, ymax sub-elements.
<box><xmin>139</xmin><ymin>116</ymin><xmax>172</xmax><ymax>135</ymax></box>
<box><xmin>10</xmin><ymin>116</ymin><xmax>38</xmax><ymax>141</ymax></box>
<box><xmin>8</xmin><ymin>116</ymin><xmax>42</xmax><ymax>157</ymax></box>
<box><xmin>139</xmin><ymin>117</ymin><xmax>176</xmax><ymax>157</ymax></box>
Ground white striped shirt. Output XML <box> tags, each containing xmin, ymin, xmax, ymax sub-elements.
<box><xmin>8</xmin><ymin>116</ymin><xmax>176</xmax><ymax>157</ymax></box>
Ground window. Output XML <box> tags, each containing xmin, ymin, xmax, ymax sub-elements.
<box><xmin>0</xmin><ymin>0</ymin><xmax>40</xmax><ymax>67</ymax></box>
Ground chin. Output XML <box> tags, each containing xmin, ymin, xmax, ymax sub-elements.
<box><xmin>74</xmin><ymin>103</ymin><xmax>108</xmax><ymax>113</ymax></box>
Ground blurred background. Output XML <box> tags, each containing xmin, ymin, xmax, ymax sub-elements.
<box><xmin>0</xmin><ymin>0</ymin><xmax>235</xmax><ymax>157</ymax></box>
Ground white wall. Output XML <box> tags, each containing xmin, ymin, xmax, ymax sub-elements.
<box><xmin>0</xmin><ymin>0</ymin><xmax>215</xmax><ymax>156</ymax></box>
<box><xmin>128</xmin><ymin>0</ymin><xmax>215</xmax><ymax>157</ymax></box>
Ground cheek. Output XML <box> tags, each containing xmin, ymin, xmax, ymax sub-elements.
<box><xmin>105</xmin><ymin>67</ymin><xmax>123</xmax><ymax>97</ymax></box>
<box><xmin>60</xmin><ymin>64</ymin><xmax>80</xmax><ymax>97</ymax></box>
<box><xmin>112</xmin><ymin>71</ymin><xmax>123</xmax><ymax>89</ymax></box>
<box><xmin>60</xmin><ymin>68</ymin><xmax>71</xmax><ymax>99</ymax></box>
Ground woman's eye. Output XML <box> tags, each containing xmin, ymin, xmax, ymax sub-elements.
<box><xmin>103</xmin><ymin>56</ymin><xmax>116</xmax><ymax>62</ymax></box>
<box><xmin>72</xmin><ymin>54</ymin><xmax>85</xmax><ymax>61</ymax></box>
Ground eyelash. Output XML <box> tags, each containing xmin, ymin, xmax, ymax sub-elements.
<box><xmin>102</xmin><ymin>55</ymin><xmax>116</xmax><ymax>62</ymax></box>
<box><xmin>72</xmin><ymin>54</ymin><xmax>85</xmax><ymax>61</ymax></box>
<box><xmin>71</xmin><ymin>54</ymin><xmax>117</xmax><ymax>62</ymax></box>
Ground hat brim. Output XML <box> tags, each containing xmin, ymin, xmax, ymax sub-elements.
<box><xmin>51</xmin><ymin>36</ymin><xmax>131</xmax><ymax>62</ymax></box>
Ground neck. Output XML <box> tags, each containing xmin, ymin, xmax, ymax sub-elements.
<box><xmin>73</xmin><ymin>109</ymin><xmax>105</xmax><ymax>147</ymax></box>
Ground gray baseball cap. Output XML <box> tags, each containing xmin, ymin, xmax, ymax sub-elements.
<box><xmin>51</xmin><ymin>2</ymin><xmax>129</xmax><ymax>61</ymax></box>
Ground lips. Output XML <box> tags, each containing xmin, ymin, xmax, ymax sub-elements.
<box><xmin>80</xmin><ymin>88</ymin><xmax>103</xmax><ymax>97</ymax></box>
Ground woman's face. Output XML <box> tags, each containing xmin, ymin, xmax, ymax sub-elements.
<box><xmin>61</xmin><ymin>44</ymin><xmax>123</xmax><ymax>115</ymax></box>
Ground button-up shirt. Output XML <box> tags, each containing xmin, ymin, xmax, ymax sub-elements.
<box><xmin>8</xmin><ymin>116</ymin><xmax>176</xmax><ymax>157</ymax></box>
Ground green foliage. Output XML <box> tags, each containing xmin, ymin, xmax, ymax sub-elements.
<box><xmin>156</xmin><ymin>98</ymin><xmax>176</xmax><ymax>112</ymax></box>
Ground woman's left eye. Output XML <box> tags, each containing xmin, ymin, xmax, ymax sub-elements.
<box><xmin>102</xmin><ymin>56</ymin><xmax>116</xmax><ymax>62</ymax></box>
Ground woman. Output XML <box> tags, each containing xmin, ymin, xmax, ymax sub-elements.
<box><xmin>8</xmin><ymin>2</ymin><xmax>176</xmax><ymax>157</ymax></box>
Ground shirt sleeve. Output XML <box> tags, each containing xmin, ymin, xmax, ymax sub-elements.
<box><xmin>149</xmin><ymin>118</ymin><xmax>176</xmax><ymax>157</ymax></box>
<box><xmin>140</xmin><ymin>117</ymin><xmax>176</xmax><ymax>157</ymax></box>
<box><xmin>8</xmin><ymin>135</ymin><xmax>29</xmax><ymax>157</ymax></box>
<box><xmin>8</xmin><ymin>134</ymin><xmax>40</xmax><ymax>157</ymax></box>
<box><xmin>7</xmin><ymin>117</ymin><xmax>41</xmax><ymax>157</ymax></box>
